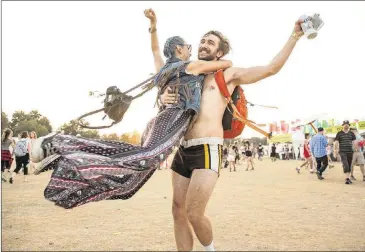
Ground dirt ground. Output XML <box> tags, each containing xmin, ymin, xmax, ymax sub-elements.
<box><xmin>2</xmin><ymin>158</ymin><xmax>365</xmax><ymax>251</ymax></box>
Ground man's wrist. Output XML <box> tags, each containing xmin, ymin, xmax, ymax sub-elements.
<box><xmin>290</xmin><ymin>31</ymin><xmax>301</xmax><ymax>41</ymax></box>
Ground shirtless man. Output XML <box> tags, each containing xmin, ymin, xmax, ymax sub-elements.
<box><xmin>158</xmin><ymin>16</ymin><xmax>307</xmax><ymax>251</ymax></box>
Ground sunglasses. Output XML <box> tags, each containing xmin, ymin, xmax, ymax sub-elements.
<box><xmin>185</xmin><ymin>44</ymin><xmax>192</xmax><ymax>52</ymax></box>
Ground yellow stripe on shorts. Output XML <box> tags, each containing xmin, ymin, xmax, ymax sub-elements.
<box><xmin>204</xmin><ymin>144</ymin><xmax>210</xmax><ymax>169</ymax></box>
<box><xmin>218</xmin><ymin>145</ymin><xmax>222</xmax><ymax>173</ymax></box>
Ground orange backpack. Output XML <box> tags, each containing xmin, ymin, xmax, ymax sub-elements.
<box><xmin>214</xmin><ymin>69</ymin><xmax>272</xmax><ymax>139</ymax></box>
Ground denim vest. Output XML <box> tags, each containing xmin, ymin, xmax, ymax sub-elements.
<box><xmin>154</xmin><ymin>59</ymin><xmax>205</xmax><ymax>114</ymax></box>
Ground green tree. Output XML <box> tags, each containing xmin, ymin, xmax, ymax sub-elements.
<box><xmin>14</xmin><ymin>119</ymin><xmax>49</xmax><ymax>137</ymax></box>
<box><xmin>9</xmin><ymin>110</ymin><xmax>27</xmax><ymax>129</ymax></box>
<box><xmin>9</xmin><ymin>110</ymin><xmax>52</xmax><ymax>136</ymax></box>
<box><xmin>80</xmin><ymin>130</ymin><xmax>100</xmax><ymax>139</ymax></box>
<box><xmin>38</xmin><ymin>117</ymin><xmax>52</xmax><ymax>133</ymax></box>
<box><xmin>59</xmin><ymin>119</ymin><xmax>83</xmax><ymax>135</ymax></box>
<box><xmin>28</xmin><ymin>110</ymin><xmax>42</xmax><ymax>121</ymax></box>
<box><xmin>120</xmin><ymin>133</ymin><xmax>130</xmax><ymax>142</ymax></box>
<box><xmin>129</xmin><ymin>130</ymin><xmax>141</xmax><ymax>145</ymax></box>
<box><xmin>1</xmin><ymin>112</ymin><xmax>10</xmax><ymax>131</ymax></box>
<box><xmin>102</xmin><ymin>133</ymin><xmax>119</xmax><ymax>141</ymax></box>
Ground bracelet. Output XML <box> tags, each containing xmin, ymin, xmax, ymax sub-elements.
<box><xmin>149</xmin><ymin>27</ymin><xmax>157</xmax><ymax>33</ymax></box>
<box><xmin>291</xmin><ymin>32</ymin><xmax>301</xmax><ymax>40</ymax></box>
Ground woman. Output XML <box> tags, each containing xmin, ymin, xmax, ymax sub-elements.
<box><xmin>1</xmin><ymin>128</ymin><xmax>15</xmax><ymax>182</ymax></box>
<box><xmin>326</xmin><ymin>144</ymin><xmax>335</xmax><ymax>169</ymax></box>
<box><xmin>227</xmin><ymin>146</ymin><xmax>236</xmax><ymax>172</ymax></box>
<box><xmin>30</xmin><ymin>9</ymin><xmax>232</xmax><ymax>209</ymax></box>
<box><xmin>234</xmin><ymin>146</ymin><xmax>240</xmax><ymax>165</ymax></box>
<box><xmin>29</xmin><ymin>131</ymin><xmax>37</xmax><ymax>173</ymax></box>
<box><xmin>10</xmin><ymin>131</ymin><xmax>31</xmax><ymax>183</ymax></box>
<box><xmin>295</xmin><ymin>133</ymin><xmax>314</xmax><ymax>173</ymax></box>
<box><xmin>245</xmin><ymin>141</ymin><xmax>254</xmax><ymax>171</ymax></box>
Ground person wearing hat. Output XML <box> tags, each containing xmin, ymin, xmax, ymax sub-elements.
<box><xmin>349</xmin><ymin>127</ymin><xmax>365</xmax><ymax>181</ymax></box>
<box><xmin>334</xmin><ymin>120</ymin><xmax>357</xmax><ymax>184</ymax></box>
<box><xmin>310</xmin><ymin>127</ymin><xmax>329</xmax><ymax>180</ymax></box>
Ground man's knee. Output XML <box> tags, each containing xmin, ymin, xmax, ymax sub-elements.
<box><xmin>172</xmin><ymin>200</ymin><xmax>186</xmax><ymax>221</ymax></box>
<box><xmin>186</xmin><ymin>206</ymin><xmax>202</xmax><ymax>225</ymax></box>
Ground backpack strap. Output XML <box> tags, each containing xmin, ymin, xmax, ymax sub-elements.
<box><xmin>214</xmin><ymin>70</ymin><xmax>231</xmax><ymax>100</ymax></box>
<box><xmin>214</xmin><ymin>70</ymin><xmax>272</xmax><ymax>139</ymax></box>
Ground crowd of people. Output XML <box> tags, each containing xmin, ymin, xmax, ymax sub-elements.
<box><xmin>294</xmin><ymin>121</ymin><xmax>365</xmax><ymax>184</ymax></box>
<box><xmin>1</xmin><ymin>128</ymin><xmax>38</xmax><ymax>183</ymax></box>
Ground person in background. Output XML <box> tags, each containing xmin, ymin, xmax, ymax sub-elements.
<box><xmin>244</xmin><ymin>141</ymin><xmax>254</xmax><ymax>171</ymax></box>
<box><xmin>9</xmin><ymin>131</ymin><xmax>31</xmax><ymax>184</ymax></box>
<box><xmin>333</xmin><ymin>121</ymin><xmax>356</xmax><ymax>184</ymax></box>
<box><xmin>326</xmin><ymin>143</ymin><xmax>335</xmax><ymax>169</ymax></box>
<box><xmin>296</xmin><ymin>133</ymin><xmax>314</xmax><ymax>173</ymax></box>
<box><xmin>1</xmin><ymin>128</ymin><xmax>16</xmax><ymax>182</ymax></box>
<box><xmin>257</xmin><ymin>143</ymin><xmax>264</xmax><ymax>161</ymax></box>
<box><xmin>234</xmin><ymin>146</ymin><xmax>240</xmax><ymax>165</ymax></box>
<box><xmin>270</xmin><ymin>143</ymin><xmax>277</xmax><ymax>162</ymax></box>
<box><xmin>349</xmin><ymin>127</ymin><xmax>365</xmax><ymax>181</ymax></box>
<box><xmin>227</xmin><ymin>145</ymin><xmax>236</xmax><ymax>172</ymax></box>
<box><xmin>29</xmin><ymin>131</ymin><xmax>38</xmax><ymax>174</ymax></box>
<box><xmin>310</xmin><ymin>127</ymin><xmax>328</xmax><ymax>180</ymax></box>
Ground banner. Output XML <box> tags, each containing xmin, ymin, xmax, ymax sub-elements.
<box><xmin>268</xmin><ymin>133</ymin><xmax>292</xmax><ymax>143</ymax></box>
<box><xmin>325</xmin><ymin>126</ymin><xmax>343</xmax><ymax>134</ymax></box>
<box><xmin>321</xmin><ymin>120</ymin><xmax>328</xmax><ymax>129</ymax></box>
<box><xmin>359</xmin><ymin>121</ymin><xmax>365</xmax><ymax>130</ymax></box>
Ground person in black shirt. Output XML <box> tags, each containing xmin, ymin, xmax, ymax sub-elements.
<box><xmin>270</xmin><ymin>144</ymin><xmax>277</xmax><ymax>162</ymax></box>
<box><xmin>334</xmin><ymin>120</ymin><xmax>356</xmax><ymax>184</ymax></box>
<box><xmin>257</xmin><ymin>143</ymin><xmax>264</xmax><ymax>161</ymax></box>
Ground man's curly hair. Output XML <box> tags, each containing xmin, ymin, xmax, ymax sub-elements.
<box><xmin>203</xmin><ymin>30</ymin><xmax>231</xmax><ymax>58</ymax></box>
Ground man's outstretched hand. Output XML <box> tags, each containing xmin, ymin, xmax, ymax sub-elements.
<box><xmin>293</xmin><ymin>19</ymin><xmax>304</xmax><ymax>38</ymax></box>
<box><xmin>144</xmin><ymin>8</ymin><xmax>157</xmax><ymax>26</ymax></box>
<box><xmin>160</xmin><ymin>87</ymin><xmax>178</xmax><ymax>105</ymax></box>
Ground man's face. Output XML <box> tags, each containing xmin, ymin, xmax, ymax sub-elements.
<box><xmin>198</xmin><ymin>34</ymin><xmax>222</xmax><ymax>61</ymax></box>
<box><xmin>343</xmin><ymin>124</ymin><xmax>350</xmax><ymax>130</ymax></box>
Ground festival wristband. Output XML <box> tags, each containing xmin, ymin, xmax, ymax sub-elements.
<box><xmin>291</xmin><ymin>32</ymin><xmax>301</xmax><ymax>40</ymax></box>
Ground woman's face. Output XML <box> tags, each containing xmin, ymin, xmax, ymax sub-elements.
<box><xmin>180</xmin><ymin>42</ymin><xmax>192</xmax><ymax>61</ymax></box>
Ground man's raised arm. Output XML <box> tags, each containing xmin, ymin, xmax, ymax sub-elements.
<box><xmin>224</xmin><ymin>19</ymin><xmax>305</xmax><ymax>85</ymax></box>
<box><xmin>144</xmin><ymin>9</ymin><xmax>165</xmax><ymax>73</ymax></box>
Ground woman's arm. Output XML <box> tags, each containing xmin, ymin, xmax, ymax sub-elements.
<box><xmin>144</xmin><ymin>9</ymin><xmax>164</xmax><ymax>72</ymax></box>
<box><xmin>27</xmin><ymin>141</ymin><xmax>32</xmax><ymax>154</ymax></box>
<box><xmin>185</xmin><ymin>60</ymin><xmax>233</xmax><ymax>76</ymax></box>
<box><xmin>10</xmin><ymin>138</ymin><xmax>15</xmax><ymax>149</ymax></box>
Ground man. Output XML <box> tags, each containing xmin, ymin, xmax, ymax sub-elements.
<box><xmin>270</xmin><ymin>143</ymin><xmax>277</xmax><ymax>162</ymax></box>
<box><xmin>310</xmin><ymin>127</ymin><xmax>328</xmax><ymax>180</ymax></box>
<box><xmin>258</xmin><ymin>143</ymin><xmax>264</xmax><ymax>161</ymax></box>
<box><xmin>349</xmin><ymin>127</ymin><xmax>365</xmax><ymax>181</ymax></box>
<box><xmin>160</xmin><ymin>15</ymin><xmax>307</xmax><ymax>251</ymax></box>
<box><xmin>334</xmin><ymin>120</ymin><xmax>356</xmax><ymax>184</ymax></box>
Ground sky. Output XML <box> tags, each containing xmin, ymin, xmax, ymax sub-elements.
<box><xmin>2</xmin><ymin>1</ymin><xmax>365</xmax><ymax>138</ymax></box>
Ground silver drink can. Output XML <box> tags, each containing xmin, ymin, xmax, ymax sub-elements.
<box><xmin>299</xmin><ymin>14</ymin><xmax>318</xmax><ymax>39</ymax></box>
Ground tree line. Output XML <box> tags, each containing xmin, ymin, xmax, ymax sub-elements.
<box><xmin>1</xmin><ymin>110</ymin><xmax>141</xmax><ymax>144</ymax></box>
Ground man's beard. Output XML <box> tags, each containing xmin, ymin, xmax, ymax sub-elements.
<box><xmin>198</xmin><ymin>54</ymin><xmax>216</xmax><ymax>61</ymax></box>
<box><xmin>198</xmin><ymin>48</ymin><xmax>217</xmax><ymax>61</ymax></box>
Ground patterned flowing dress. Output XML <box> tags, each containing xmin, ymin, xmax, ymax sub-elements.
<box><xmin>38</xmin><ymin>59</ymin><xmax>205</xmax><ymax>209</ymax></box>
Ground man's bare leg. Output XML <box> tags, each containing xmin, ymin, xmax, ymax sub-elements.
<box><xmin>186</xmin><ymin>169</ymin><xmax>218</xmax><ymax>250</ymax></box>
<box><xmin>172</xmin><ymin>171</ymin><xmax>194</xmax><ymax>251</ymax></box>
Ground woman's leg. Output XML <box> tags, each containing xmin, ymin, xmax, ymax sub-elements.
<box><xmin>23</xmin><ymin>155</ymin><xmax>30</xmax><ymax>182</ymax></box>
<box><xmin>250</xmin><ymin>157</ymin><xmax>254</xmax><ymax>170</ymax></box>
<box><xmin>10</xmin><ymin>157</ymin><xmax>22</xmax><ymax>184</ymax></box>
